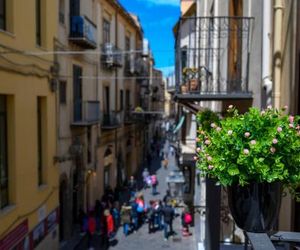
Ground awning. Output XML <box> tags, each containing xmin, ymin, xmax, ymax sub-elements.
<box><xmin>173</xmin><ymin>116</ymin><xmax>185</xmax><ymax>134</ymax></box>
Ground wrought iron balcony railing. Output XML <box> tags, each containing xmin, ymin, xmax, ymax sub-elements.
<box><xmin>72</xmin><ymin>101</ymin><xmax>100</xmax><ymax>126</ymax></box>
<box><xmin>174</xmin><ymin>16</ymin><xmax>254</xmax><ymax>101</ymax></box>
<box><xmin>101</xmin><ymin>43</ymin><xmax>123</xmax><ymax>68</ymax></box>
<box><xmin>101</xmin><ymin>111</ymin><xmax>122</xmax><ymax>129</ymax></box>
<box><xmin>69</xmin><ymin>16</ymin><xmax>97</xmax><ymax>49</ymax></box>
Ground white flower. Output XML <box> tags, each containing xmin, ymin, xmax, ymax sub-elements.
<box><xmin>244</xmin><ymin>132</ymin><xmax>250</xmax><ymax>138</ymax></box>
<box><xmin>216</xmin><ymin>127</ymin><xmax>221</xmax><ymax>132</ymax></box>
<box><xmin>243</xmin><ymin>149</ymin><xmax>249</xmax><ymax>155</ymax></box>
<box><xmin>267</xmin><ymin>105</ymin><xmax>272</xmax><ymax>109</ymax></box>
<box><xmin>210</xmin><ymin>123</ymin><xmax>216</xmax><ymax>128</ymax></box>
<box><xmin>289</xmin><ymin>123</ymin><xmax>294</xmax><ymax>128</ymax></box>
<box><xmin>272</xmin><ymin>138</ymin><xmax>278</xmax><ymax>144</ymax></box>
<box><xmin>208</xmin><ymin>165</ymin><xmax>214</xmax><ymax>170</ymax></box>
<box><xmin>228</xmin><ymin>105</ymin><xmax>233</xmax><ymax>109</ymax></box>
<box><xmin>250</xmin><ymin>140</ymin><xmax>256</xmax><ymax>145</ymax></box>
<box><xmin>261</xmin><ymin>110</ymin><xmax>266</xmax><ymax>115</ymax></box>
<box><xmin>205</xmin><ymin>140</ymin><xmax>211</xmax><ymax>145</ymax></box>
<box><xmin>193</xmin><ymin>156</ymin><xmax>198</xmax><ymax>161</ymax></box>
<box><xmin>207</xmin><ymin>156</ymin><xmax>212</xmax><ymax>161</ymax></box>
<box><xmin>196</xmin><ymin>147</ymin><xmax>201</xmax><ymax>152</ymax></box>
<box><xmin>270</xmin><ymin>147</ymin><xmax>276</xmax><ymax>154</ymax></box>
<box><xmin>228</xmin><ymin>130</ymin><xmax>233</xmax><ymax>135</ymax></box>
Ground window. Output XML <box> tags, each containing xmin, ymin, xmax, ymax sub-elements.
<box><xmin>36</xmin><ymin>0</ymin><xmax>41</xmax><ymax>46</ymax></box>
<box><xmin>181</xmin><ymin>46</ymin><xmax>187</xmax><ymax>70</ymax></box>
<box><xmin>0</xmin><ymin>0</ymin><xmax>5</xmax><ymax>30</ymax></box>
<box><xmin>37</xmin><ymin>97</ymin><xmax>45</xmax><ymax>186</ymax></box>
<box><xmin>59</xmin><ymin>81</ymin><xmax>67</xmax><ymax>104</ymax></box>
<box><xmin>125</xmin><ymin>35</ymin><xmax>130</xmax><ymax>69</ymax></box>
<box><xmin>59</xmin><ymin>0</ymin><xmax>65</xmax><ymax>24</ymax></box>
<box><xmin>0</xmin><ymin>95</ymin><xmax>8</xmax><ymax>208</ymax></box>
<box><xmin>120</xmin><ymin>90</ymin><xmax>123</xmax><ymax>111</ymax></box>
<box><xmin>125</xmin><ymin>90</ymin><xmax>130</xmax><ymax>110</ymax></box>
<box><xmin>103</xmin><ymin>19</ymin><xmax>110</xmax><ymax>44</ymax></box>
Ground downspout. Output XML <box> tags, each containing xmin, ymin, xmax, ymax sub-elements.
<box><xmin>273</xmin><ymin>0</ymin><xmax>284</xmax><ymax>109</ymax></box>
<box><xmin>262</xmin><ymin>0</ymin><xmax>273</xmax><ymax>107</ymax></box>
<box><xmin>115</xmin><ymin>9</ymin><xmax>118</xmax><ymax>184</ymax></box>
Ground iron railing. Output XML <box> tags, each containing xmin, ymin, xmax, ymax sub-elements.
<box><xmin>101</xmin><ymin>43</ymin><xmax>123</xmax><ymax>68</ymax></box>
<box><xmin>175</xmin><ymin>16</ymin><xmax>254</xmax><ymax>97</ymax></box>
<box><xmin>101</xmin><ymin>111</ymin><xmax>122</xmax><ymax>128</ymax></box>
<box><xmin>69</xmin><ymin>16</ymin><xmax>97</xmax><ymax>49</ymax></box>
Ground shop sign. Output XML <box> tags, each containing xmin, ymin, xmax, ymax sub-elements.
<box><xmin>0</xmin><ymin>219</ymin><xmax>28</xmax><ymax>250</ymax></box>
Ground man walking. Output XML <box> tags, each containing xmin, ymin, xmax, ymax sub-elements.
<box><xmin>161</xmin><ymin>200</ymin><xmax>175</xmax><ymax>241</ymax></box>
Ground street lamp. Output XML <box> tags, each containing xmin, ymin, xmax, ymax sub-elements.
<box><xmin>166</xmin><ymin>170</ymin><xmax>185</xmax><ymax>204</ymax></box>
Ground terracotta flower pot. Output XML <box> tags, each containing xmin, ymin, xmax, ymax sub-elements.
<box><xmin>190</xmin><ymin>79</ymin><xmax>198</xmax><ymax>91</ymax></box>
<box><xmin>227</xmin><ymin>182</ymin><xmax>282</xmax><ymax>232</ymax></box>
<box><xmin>181</xmin><ymin>84</ymin><xmax>188</xmax><ymax>94</ymax></box>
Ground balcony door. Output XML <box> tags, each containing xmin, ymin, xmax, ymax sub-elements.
<box><xmin>228</xmin><ymin>0</ymin><xmax>243</xmax><ymax>92</ymax></box>
<box><xmin>70</xmin><ymin>0</ymin><xmax>79</xmax><ymax>16</ymax></box>
<box><xmin>73</xmin><ymin>65</ymin><xmax>82</xmax><ymax>122</ymax></box>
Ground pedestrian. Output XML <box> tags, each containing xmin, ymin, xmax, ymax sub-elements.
<box><xmin>154</xmin><ymin>200</ymin><xmax>163</xmax><ymax>230</ymax></box>
<box><xmin>78</xmin><ymin>208</ymin><xmax>87</xmax><ymax>234</ymax></box>
<box><xmin>136</xmin><ymin>193</ymin><xmax>146</xmax><ymax>227</ymax></box>
<box><xmin>111</xmin><ymin>201</ymin><xmax>120</xmax><ymax>229</ymax></box>
<box><xmin>120</xmin><ymin>202</ymin><xmax>132</xmax><ymax>236</ymax></box>
<box><xmin>147</xmin><ymin>200</ymin><xmax>155</xmax><ymax>233</ymax></box>
<box><xmin>163</xmin><ymin>190</ymin><xmax>171</xmax><ymax>205</ymax></box>
<box><xmin>151</xmin><ymin>174</ymin><xmax>158</xmax><ymax>195</ymax></box>
<box><xmin>162</xmin><ymin>158</ymin><xmax>168</xmax><ymax>170</ymax></box>
<box><xmin>128</xmin><ymin>176</ymin><xmax>137</xmax><ymax>198</ymax></box>
<box><xmin>87</xmin><ymin>211</ymin><xmax>96</xmax><ymax>249</ymax></box>
<box><xmin>130</xmin><ymin>198</ymin><xmax>138</xmax><ymax>232</ymax></box>
<box><xmin>142</xmin><ymin>168</ymin><xmax>150</xmax><ymax>189</ymax></box>
<box><xmin>94</xmin><ymin>200</ymin><xmax>103</xmax><ymax>234</ymax></box>
<box><xmin>161</xmin><ymin>200</ymin><xmax>175</xmax><ymax>241</ymax></box>
<box><xmin>104</xmin><ymin>209</ymin><xmax>115</xmax><ymax>241</ymax></box>
<box><xmin>182</xmin><ymin>207</ymin><xmax>192</xmax><ymax>237</ymax></box>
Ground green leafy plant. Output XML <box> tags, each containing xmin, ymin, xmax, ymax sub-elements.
<box><xmin>196</xmin><ymin>106</ymin><xmax>300</xmax><ymax>199</ymax></box>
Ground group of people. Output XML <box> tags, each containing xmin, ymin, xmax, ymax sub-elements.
<box><xmin>142</xmin><ymin>168</ymin><xmax>158</xmax><ymax>195</ymax></box>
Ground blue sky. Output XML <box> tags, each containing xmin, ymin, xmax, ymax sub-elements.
<box><xmin>119</xmin><ymin>0</ymin><xmax>180</xmax><ymax>76</ymax></box>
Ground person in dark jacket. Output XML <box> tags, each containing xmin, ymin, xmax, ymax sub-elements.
<box><xmin>128</xmin><ymin>176</ymin><xmax>137</xmax><ymax>198</ymax></box>
<box><xmin>147</xmin><ymin>200</ymin><xmax>155</xmax><ymax>233</ymax></box>
<box><xmin>161</xmin><ymin>201</ymin><xmax>175</xmax><ymax>241</ymax></box>
<box><xmin>120</xmin><ymin>202</ymin><xmax>132</xmax><ymax>236</ymax></box>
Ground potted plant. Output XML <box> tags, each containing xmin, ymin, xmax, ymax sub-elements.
<box><xmin>195</xmin><ymin>106</ymin><xmax>300</xmax><ymax>232</ymax></box>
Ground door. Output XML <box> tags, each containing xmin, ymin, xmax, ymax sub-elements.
<box><xmin>228</xmin><ymin>0</ymin><xmax>243</xmax><ymax>92</ymax></box>
<box><xmin>59</xmin><ymin>180</ymin><xmax>67</xmax><ymax>241</ymax></box>
<box><xmin>73</xmin><ymin>65</ymin><xmax>82</xmax><ymax>122</ymax></box>
<box><xmin>70</xmin><ymin>0</ymin><xmax>80</xmax><ymax>16</ymax></box>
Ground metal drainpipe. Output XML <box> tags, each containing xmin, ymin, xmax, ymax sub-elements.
<box><xmin>273</xmin><ymin>0</ymin><xmax>284</xmax><ymax>109</ymax></box>
<box><xmin>262</xmin><ymin>0</ymin><xmax>273</xmax><ymax>107</ymax></box>
<box><xmin>115</xmin><ymin>10</ymin><xmax>118</xmax><ymax>180</ymax></box>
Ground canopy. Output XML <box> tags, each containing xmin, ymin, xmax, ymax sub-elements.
<box><xmin>173</xmin><ymin>116</ymin><xmax>185</xmax><ymax>134</ymax></box>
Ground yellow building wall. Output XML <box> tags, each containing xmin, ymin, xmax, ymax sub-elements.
<box><xmin>0</xmin><ymin>0</ymin><xmax>59</xmax><ymax>247</ymax></box>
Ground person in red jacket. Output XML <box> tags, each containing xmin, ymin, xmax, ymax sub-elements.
<box><xmin>87</xmin><ymin>210</ymin><xmax>96</xmax><ymax>249</ymax></box>
<box><xmin>104</xmin><ymin>209</ymin><xmax>115</xmax><ymax>239</ymax></box>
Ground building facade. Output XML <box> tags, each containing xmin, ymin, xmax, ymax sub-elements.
<box><xmin>56</xmin><ymin>0</ymin><xmax>152</xmax><ymax>242</ymax></box>
<box><xmin>0</xmin><ymin>0</ymin><xmax>59</xmax><ymax>249</ymax></box>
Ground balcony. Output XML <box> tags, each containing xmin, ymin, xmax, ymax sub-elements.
<box><xmin>71</xmin><ymin>101</ymin><xmax>100</xmax><ymax>126</ymax></box>
<box><xmin>101</xmin><ymin>43</ymin><xmax>123</xmax><ymax>68</ymax></box>
<box><xmin>174</xmin><ymin>16</ymin><xmax>254</xmax><ymax>102</ymax></box>
<box><xmin>69</xmin><ymin>16</ymin><xmax>97</xmax><ymax>49</ymax></box>
<box><xmin>124</xmin><ymin>109</ymin><xmax>135</xmax><ymax>124</ymax></box>
<box><xmin>124</xmin><ymin>52</ymin><xmax>137</xmax><ymax>76</ymax></box>
<box><xmin>101</xmin><ymin>111</ymin><xmax>122</xmax><ymax>129</ymax></box>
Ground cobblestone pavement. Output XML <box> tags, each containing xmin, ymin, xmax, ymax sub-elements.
<box><xmin>75</xmin><ymin>140</ymin><xmax>196</xmax><ymax>250</ymax></box>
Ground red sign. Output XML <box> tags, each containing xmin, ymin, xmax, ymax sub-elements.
<box><xmin>0</xmin><ymin>220</ymin><xmax>28</xmax><ymax>250</ymax></box>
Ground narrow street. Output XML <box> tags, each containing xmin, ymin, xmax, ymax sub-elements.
<box><xmin>75</xmin><ymin>141</ymin><xmax>196</xmax><ymax>250</ymax></box>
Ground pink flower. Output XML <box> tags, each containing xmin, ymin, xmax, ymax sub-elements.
<box><xmin>272</xmin><ymin>138</ymin><xmax>278</xmax><ymax>144</ymax></box>
<box><xmin>210</xmin><ymin>123</ymin><xmax>216</xmax><ymax>128</ymax></box>
<box><xmin>289</xmin><ymin>123</ymin><xmax>294</xmax><ymax>128</ymax></box>
<box><xmin>196</xmin><ymin>147</ymin><xmax>201</xmax><ymax>152</ymax></box>
<box><xmin>277</xmin><ymin>127</ymin><xmax>282</xmax><ymax>133</ymax></box>
<box><xmin>270</xmin><ymin>147</ymin><xmax>276</xmax><ymax>154</ymax></box>
<box><xmin>196</xmin><ymin>137</ymin><xmax>200</xmax><ymax>142</ymax></box>
<box><xmin>207</xmin><ymin>156</ymin><xmax>212</xmax><ymax>161</ymax></box>
<box><xmin>244</xmin><ymin>132</ymin><xmax>250</xmax><ymax>138</ymax></box>
<box><xmin>208</xmin><ymin>165</ymin><xmax>214</xmax><ymax>170</ymax></box>
<box><xmin>228</xmin><ymin>130</ymin><xmax>233</xmax><ymax>135</ymax></box>
<box><xmin>243</xmin><ymin>149</ymin><xmax>249</xmax><ymax>155</ymax></box>
<box><xmin>205</xmin><ymin>140</ymin><xmax>211</xmax><ymax>145</ymax></box>
<box><xmin>250</xmin><ymin>140</ymin><xmax>256</xmax><ymax>145</ymax></box>
<box><xmin>296</xmin><ymin>125</ymin><xmax>300</xmax><ymax>130</ymax></box>
<box><xmin>228</xmin><ymin>105</ymin><xmax>233</xmax><ymax>109</ymax></box>
<box><xmin>289</xmin><ymin>116</ymin><xmax>294</xmax><ymax>123</ymax></box>
<box><xmin>193</xmin><ymin>156</ymin><xmax>198</xmax><ymax>161</ymax></box>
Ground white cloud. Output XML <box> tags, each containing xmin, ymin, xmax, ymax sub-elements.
<box><xmin>138</xmin><ymin>0</ymin><xmax>180</xmax><ymax>7</ymax></box>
